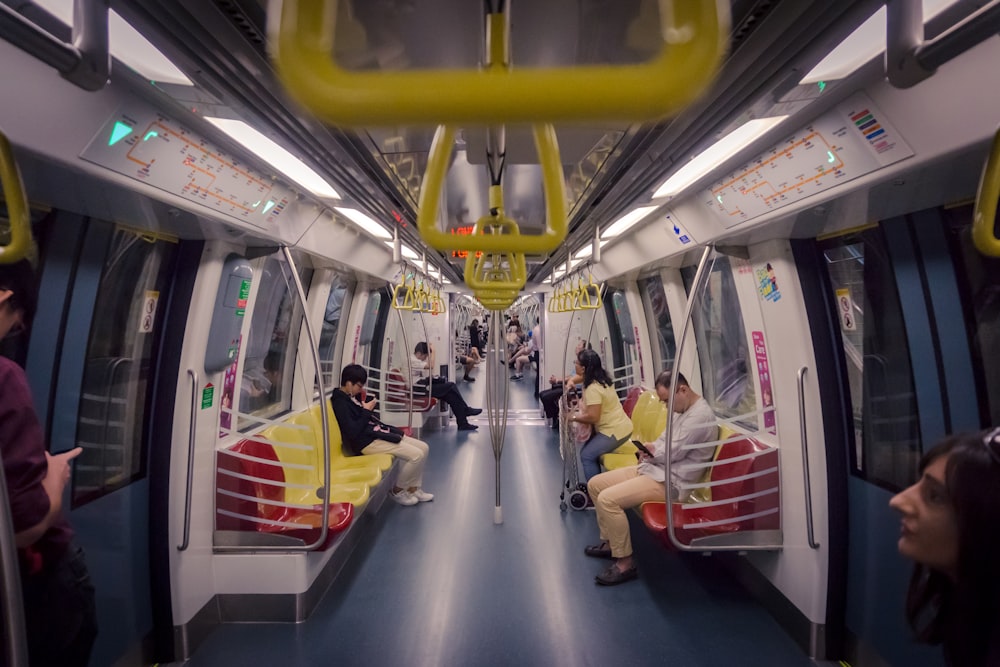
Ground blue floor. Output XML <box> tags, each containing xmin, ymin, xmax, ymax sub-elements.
<box><xmin>182</xmin><ymin>371</ymin><xmax>815</xmax><ymax>666</ymax></box>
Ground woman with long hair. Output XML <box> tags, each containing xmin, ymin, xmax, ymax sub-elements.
<box><xmin>889</xmin><ymin>429</ymin><xmax>1000</xmax><ymax>666</ymax></box>
<box><xmin>568</xmin><ymin>349</ymin><xmax>632</xmax><ymax>482</ymax></box>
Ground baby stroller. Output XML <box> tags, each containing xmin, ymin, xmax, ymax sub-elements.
<box><xmin>558</xmin><ymin>387</ymin><xmax>591</xmax><ymax>511</ymax></box>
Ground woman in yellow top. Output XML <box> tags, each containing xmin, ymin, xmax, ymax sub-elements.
<box><xmin>569</xmin><ymin>349</ymin><xmax>632</xmax><ymax>481</ymax></box>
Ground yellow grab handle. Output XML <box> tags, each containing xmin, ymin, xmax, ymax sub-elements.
<box><xmin>418</xmin><ymin>125</ymin><xmax>567</xmax><ymax>254</ymax></box>
<box><xmin>392</xmin><ymin>277</ymin><xmax>415</xmax><ymax>310</ymax></box>
<box><xmin>273</xmin><ymin>0</ymin><xmax>728</xmax><ymax>126</ymax></box>
<box><xmin>973</xmin><ymin>126</ymin><xmax>1000</xmax><ymax>257</ymax></box>
<box><xmin>0</xmin><ymin>130</ymin><xmax>31</xmax><ymax>264</ymax></box>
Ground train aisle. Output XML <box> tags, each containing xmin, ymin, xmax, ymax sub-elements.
<box><xmin>179</xmin><ymin>374</ymin><xmax>815</xmax><ymax>666</ymax></box>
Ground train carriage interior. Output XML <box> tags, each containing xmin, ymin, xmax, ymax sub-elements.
<box><xmin>1</xmin><ymin>0</ymin><xmax>999</xmax><ymax>665</ymax></box>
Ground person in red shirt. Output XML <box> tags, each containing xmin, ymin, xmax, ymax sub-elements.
<box><xmin>0</xmin><ymin>259</ymin><xmax>97</xmax><ymax>665</ymax></box>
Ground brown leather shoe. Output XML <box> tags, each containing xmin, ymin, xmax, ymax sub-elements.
<box><xmin>595</xmin><ymin>564</ymin><xmax>638</xmax><ymax>586</ymax></box>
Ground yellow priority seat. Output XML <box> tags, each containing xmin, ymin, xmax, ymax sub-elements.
<box><xmin>285</xmin><ymin>411</ymin><xmax>384</xmax><ymax>486</ymax></box>
<box><xmin>311</xmin><ymin>404</ymin><xmax>394</xmax><ymax>472</ymax></box>
<box><xmin>601</xmin><ymin>391</ymin><xmax>666</xmax><ymax>472</ymax></box>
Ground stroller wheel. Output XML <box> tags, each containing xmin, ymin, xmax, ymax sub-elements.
<box><xmin>560</xmin><ymin>501</ymin><xmax>568</xmax><ymax>511</ymax></box>
<box><xmin>569</xmin><ymin>489</ymin><xmax>590</xmax><ymax>511</ymax></box>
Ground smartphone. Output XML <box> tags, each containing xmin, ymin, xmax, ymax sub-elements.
<box><xmin>632</xmin><ymin>439</ymin><xmax>653</xmax><ymax>456</ymax></box>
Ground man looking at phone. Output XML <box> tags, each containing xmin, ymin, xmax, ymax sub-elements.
<box><xmin>584</xmin><ymin>370</ymin><xmax>717</xmax><ymax>585</ymax></box>
<box><xmin>331</xmin><ymin>364</ymin><xmax>434</xmax><ymax>506</ymax></box>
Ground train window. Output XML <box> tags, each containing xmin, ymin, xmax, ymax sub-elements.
<box><xmin>946</xmin><ymin>207</ymin><xmax>1000</xmax><ymax>426</ymax></box>
<box><xmin>603</xmin><ymin>287</ymin><xmax>636</xmax><ymax>394</ymax></box>
<box><xmin>238</xmin><ymin>254</ymin><xmax>312</xmax><ymax>422</ymax></box>
<box><xmin>680</xmin><ymin>256</ymin><xmax>757</xmax><ymax>423</ymax></box>
<box><xmin>73</xmin><ymin>230</ymin><xmax>176</xmax><ymax>506</ymax></box>
<box><xmin>317</xmin><ymin>272</ymin><xmax>352</xmax><ymax>392</ymax></box>
<box><xmin>820</xmin><ymin>231</ymin><xmax>922</xmax><ymax>490</ymax></box>
<box><xmin>639</xmin><ymin>275</ymin><xmax>676</xmax><ymax>371</ymax></box>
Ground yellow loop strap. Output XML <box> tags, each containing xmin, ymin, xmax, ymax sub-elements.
<box><xmin>973</xmin><ymin>126</ymin><xmax>1000</xmax><ymax>257</ymax></box>
<box><xmin>418</xmin><ymin>124</ymin><xmax>566</xmax><ymax>254</ymax></box>
<box><xmin>273</xmin><ymin>1</ymin><xmax>729</xmax><ymax>126</ymax></box>
<box><xmin>0</xmin><ymin>130</ymin><xmax>32</xmax><ymax>264</ymax></box>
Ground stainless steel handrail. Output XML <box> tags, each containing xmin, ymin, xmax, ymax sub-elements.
<box><xmin>213</xmin><ymin>248</ymin><xmax>331</xmax><ymax>552</ymax></box>
<box><xmin>0</xmin><ymin>0</ymin><xmax>110</xmax><ymax>90</ymax></box>
<box><xmin>0</xmin><ymin>446</ymin><xmax>29</xmax><ymax>666</ymax></box>
<box><xmin>177</xmin><ymin>368</ymin><xmax>198</xmax><ymax>551</ymax></box>
<box><xmin>798</xmin><ymin>366</ymin><xmax>820</xmax><ymax>549</ymax></box>
<box><xmin>664</xmin><ymin>246</ymin><xmax>782</xmax><ymax>552</ymax></box>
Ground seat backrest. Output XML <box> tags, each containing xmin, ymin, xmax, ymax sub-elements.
<box><xmin>708</xmin><ymin>434</ymin><xmax>758</xmax><ymax>503</ymax></box>
<box><xmin>229</xmin><ymin>438</ymin><xmax>285</xmax><ymax>504</ymax></box>
<box><xmin>622</xmin><ymin>386</ymin><xmax>642</xmax><ymax>417</ymax></box>
<box><xmin>263</xmin><ymin>418</ymin><xmax>321</xmax><ymax>487</ymax></box>
<box><xmin>637</xmin><ymin>395</ymin><xmax>666</xmax><ymax>443</ymax></box>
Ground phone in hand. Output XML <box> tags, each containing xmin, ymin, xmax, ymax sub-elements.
<box><xmin>632</xmin><ymin>439</ymin><xmax>653</xmax><ymax>456</ymax></box>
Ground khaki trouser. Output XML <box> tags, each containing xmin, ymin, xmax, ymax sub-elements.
<box><xmin>362</xmin><ymin>435</ymin><xmax>429</xmax><ymax>489</ymax></box>
<box><xmin>587</xmin><ymin>466</ymin><xmax>667</xmax><ymax>558</ymax></box>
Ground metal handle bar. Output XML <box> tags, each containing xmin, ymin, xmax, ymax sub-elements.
<box><xmin>797</xmin><ymin>366</ymin><xmax>819</xmax><ymax>549</ymax></box>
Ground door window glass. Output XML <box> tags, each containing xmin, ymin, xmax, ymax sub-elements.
<box><xmin>639</xmin><ymin>275</ymin><xmax>676</xmax><ymax>371</ymax></box>
<box><xmin>820</xmin><ymin>230</ymin><xmax>922</xmax><ymax>490</ymax></box>
<box><xmin>73</xmin><ymin>230</ymin><xmax>176</xmax><ymax>505</ymax></box>
<box><xmin>318</xmin><ymin>273</ymin><xmax>352</xmax><ymax>391</ymax></box>
<box><xmin>681</xmin><ymin>255</ymin><xmax>757</xmax><ymax>422</ymax></box>
<box><xmin>239</xmin><ymin>254</ymin><xmax>312</xmax><ymax>421</ymax></box>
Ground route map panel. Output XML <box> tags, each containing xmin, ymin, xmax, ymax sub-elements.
<box><xmin>81</xmin><ymin>104</ymin><xmax>293</xmax><ymax>230</ymax></box>
<box><xmin>703</xmin><ymin>92</ymin><xmax>913</xmax><ymax>228</ymax></box>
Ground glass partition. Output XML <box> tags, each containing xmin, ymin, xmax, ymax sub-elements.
<box><xmin>639</xmin><ymin>275</ymin><xmax>676</xmax><ymax>372</ymax></box>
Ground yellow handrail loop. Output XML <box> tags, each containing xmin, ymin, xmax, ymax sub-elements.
<box><xmin>0</xmin><ymin>130</ymin><xmax>32</xmax><ymax>264</ymax></box>
<box><xmin>418</xmin><ymin>124</ymin><xmax>567</xmax><ymax>255</ymax></box>
<box><xmin>272</xmin><ymin>1</ymin><xmax>729</xmax><ymax>126</ymax></box>
<box><xmin>973</xmin><ymin>126</ymin><xmax>1000</xmax><ymax>257</ymax></box>
<box><xmin>579</xmin><ymin>273</ymin><xmax>603</xmax><ymax>310</ymax></box>
<box><xmin>392</xmin><ymin>274</ymin><xmax>416</xmax><ymax>310</ymax></box>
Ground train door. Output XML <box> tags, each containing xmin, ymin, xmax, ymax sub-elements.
<box><xmin>27</xmin><ymin>215</ymin><xmax>180</xmax><ymax>666</ymax></box>
<box><xmin>811</xmin><ymin>205</ymin><xmax>987</xmax><ymax>666</ymax></box>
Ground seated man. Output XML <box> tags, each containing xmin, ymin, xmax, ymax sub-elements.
<box><xmin>585</xmin><ymin>370</ymin><xmax>717</xmax><ymax>585</ymax></box>
<box><xmin>330</xmin><ymin>364</ymin><xmax>433</xmax><ymax>506</ymax></box>
<box><xmin>539</xmin><ymin>339</ymin><xmax>587</xmax><ymax>427</ymax></box>
<box><xmin>510</xmin><ymin>330</ymin><xmax>536</xmax><ymax>380</ymax></box>
<box><xmin>457</xmin><ymin>346</ymin><xmax>480</xmax><ymax>382</ymax></box>
<box><xmin>412</xmin><ymin>342</ymin><xmax>482</xmax><ymax>431</ymax></box>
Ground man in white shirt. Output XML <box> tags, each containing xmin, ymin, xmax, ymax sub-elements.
<box><xmin>412</xmin><ymin>342</ymin><xmax>482</xmax><ymax>431</ymax></box>
<box><xmin>585</xmin><ymin>370</ymin><xmax>718</xmax><ymax>585</ymax></box>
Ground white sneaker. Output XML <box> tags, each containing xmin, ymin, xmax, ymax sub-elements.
<box><xmin>411</xmin><ymin>489</ymin><xmax>434</xmax><ymax>502</ymax></box>
<box><xmin>391</xmin><ymin>489</ymin><xmax>418</xmax><ymax>506</ymax></box>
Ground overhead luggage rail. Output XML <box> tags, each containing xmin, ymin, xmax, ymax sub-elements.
<box><xmin>973</xmin><ymin>126</ymin><xmax>1000</xmax><ymax>257</ymax></box>
<box><xmin>0</xmin><ymin>130</ymin><xmax>31</xmax><ymax>264</ymax></box>
<box><xmin>271</xmin><ymin>1</ymin><xmax>729</xmax><ymax>126</ymax></box>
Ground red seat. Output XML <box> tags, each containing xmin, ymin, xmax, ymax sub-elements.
<box><xmin>622</xmin><ymin>386</ymin><xmax>642</xmax><ymax>418</ymax></box>
<box><xmin>216</xmin><ymin>438</ymin><xmax>353</xmax><ymax>548</ymax></box>
<box><xmin>641</xmin><ymin>436</ymin><xmax>780</xmax><ymax>548</ymax></box>
<box><xmin>385</xmin><ymin>368</ymin><xmax>437</xmax><ymax>412</ymax></box>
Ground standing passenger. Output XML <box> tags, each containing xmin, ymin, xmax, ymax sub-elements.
<box><xmin>331</xmin><ymin>364</ymin><xmax>434</xmax><ymax>506</ymax></box>
<box><xmin>569</xmin><ymin>349</ymin><xmax>632</xmax><ymax>481</ymax></box>
<box><xmin>889</xmin><ymin>429</ymin><xmax>1000</xmax><ymax>666</ymax></box>
<box><xmin>0</xmin><ymin>259</ymin><xmax>98</xmax><ymax>665</ymax></box>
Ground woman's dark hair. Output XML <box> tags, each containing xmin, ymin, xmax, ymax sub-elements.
<box><xmin>904</xmin><ymin>430</ymin><xmax>1000</xmax><ymax>665</ymax></box>
<box><xmin>577</xmin><ymin>348</ymin><xmax>612</xmax><ymax>388</ymax></box>
<box><xmin>414</xmin><ymin>341</ymin><xmax>429</xmax><ymax>355</ymax></box>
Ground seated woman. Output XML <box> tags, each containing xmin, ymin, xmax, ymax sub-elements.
<box><xmin>330</xmin><ymin>364</ymin><xmax>433</xmax><ymax>506</ymax></box>
<box><xmin>568</xmin><ymin>349</ymin><xmax>632</xmax><ymax>482</ymax></box>
<box><xmin>889</xmin><ymin>429</ymin><xmax>1000</xmax><ymax>666</ymax></box>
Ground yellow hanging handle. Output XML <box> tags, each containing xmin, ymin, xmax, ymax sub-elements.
<box><xmin>973</xmin><ymin>126</ymin><xmax>1000</xmax><ymax>257</ymax></box>
<box><xmin>392</xmin><ymin>275</ymin><xmax>416</xmax><ymax>310</ymax></box>
<box><xmin>579</xmin><ymin>274</ymin><xmax>602</xmax><ymax>310</ymax></box>
<box><xmin>418</xmin><ymin>125</ymin><xmax>566</xmax><ymax>254</ymax></box>
<box><xmin>0</xmin><ymin>130</ymin><xmax>31</xmax><ymax>264</ymax></box>
<box><xmin>272</xmin><ymin>1</ymin><xmax>729</xmax><ymax>126</ymax></box>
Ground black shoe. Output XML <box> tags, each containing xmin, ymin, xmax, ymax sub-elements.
<box><xmin>595</xmin><ymin>563</ymin><xmax>638</xmax><ymax>586</ymax></box>
<box><xmin>457</xmin><ymin>422</ymin><xmax>479</xmax><ymax>431</ymax></box>
<box><xmin>463</xmin><ymin>375</ymin><xmax>475</xmax><ymax>382</ymax></box>
<box><xmin>584</xmin><ymin>543</ymin><xmax>613</xmax><ymax>559</ymax></box>
<box><xmin>466</xmin><ymin>407</ymin><xmax>483</xmax><ymax>416</ymax></box>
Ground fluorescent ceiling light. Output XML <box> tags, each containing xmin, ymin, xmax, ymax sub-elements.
<box><xmin>653</xmin><ymin>117</ymin><xmax>788</xmax><ymax>199</ymax></box>
<box><xmin>400</xmin><ymin>244</ymin><xmax>419</xmax><ymax>260</ymax></box>
<box><xmin>33</xmin><ymin>1</ymin><xmax>192</xmax><ymax>85</ymax></box>
<box><xmin>335</xmin><ymin>207</ymin><xmax>391</xmax><ymax>239</ymax></box>
<box><xmin>601</xmin><ymin>206</ymin><xmax>658</xmax><ymax>238</ymax></box>
<box><xmin>801</xmin><ymin>0</ymin><xmax>961</xmax><ymax>85</ymax></box>
<box><xmin>206</xmin><ymin>117</ymin><xmax>340</xmax><ymax>200</ymax></box>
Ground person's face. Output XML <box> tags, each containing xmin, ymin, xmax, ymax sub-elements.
<box><xmin>657</xmin><ymin>383</ymin><xmax>690</xmax><ymax>412</ymax></box>
<box><xmin>344</xmin><ymin>380</ymin><xmax>363</xmax><ymax>397</ymax></box>
<box><xmin>574</xmin><ymin>357</ymin><xmax>584</xmax><ymax>373</ymax></box>
<box><xmin>0</xmin><ymin>290</ymin><xmax>25</xmax><ymax>340</ymax></box>
<box><xmin>888</xmin><ymin>454</ymin><xmax>959</xmax><ymax>577</ymax></box>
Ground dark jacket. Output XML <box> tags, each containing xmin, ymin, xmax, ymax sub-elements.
<box><xmin>329</xmin><ymin>387</ymin><xmax>402</xmax><ymax>456</ymax></box>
